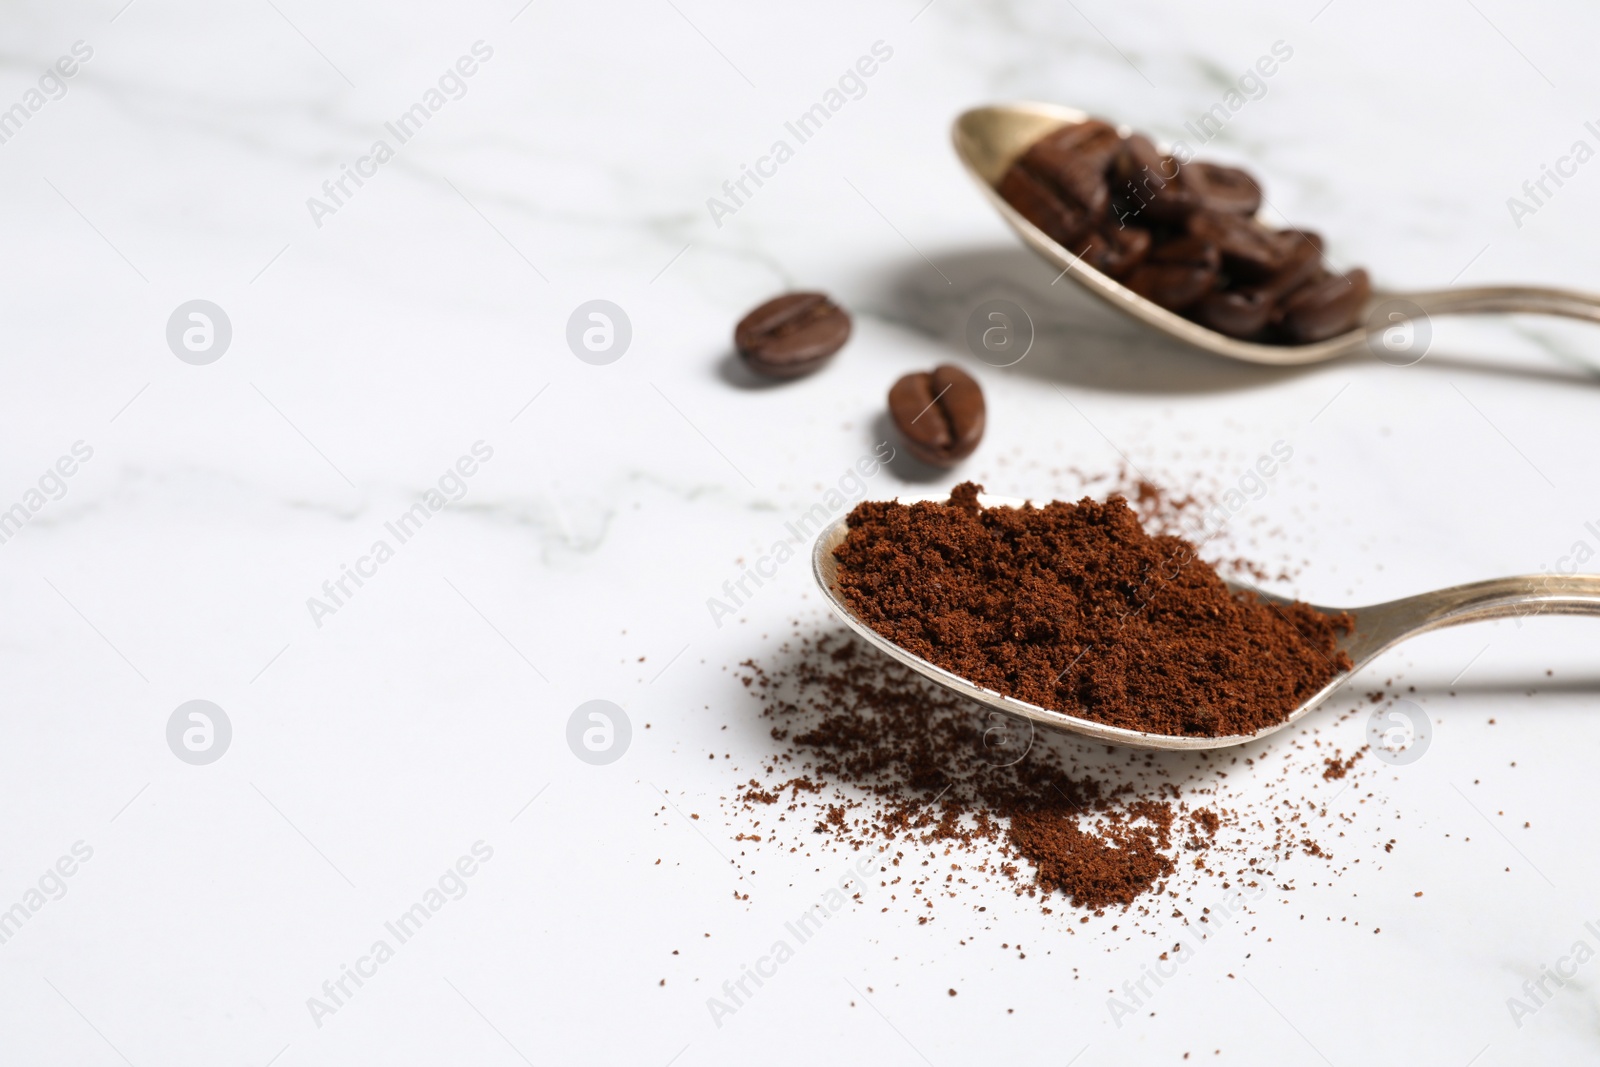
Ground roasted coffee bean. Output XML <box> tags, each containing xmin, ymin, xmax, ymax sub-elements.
<box><xmin>1124</xmin><ymin>263</ymin><xmax>1216</xmax><ymax>312</ymax></box>
<box><xmin>1136</xmin><ymin>166</ymin><xmax>1198</xmax><ymax>226</ymax></box>
<box><xmin>1185</xmin><ymin>162</ymin><xmax>1262</xmax><ymax>215</ymax></box>
<box><xmin>1030</xmin><ymin>119</ymin><xmax>1124</xmax><ymax>173</ymax></box>
<box><xmin>1192</xmin><ymin>235</ymin><xmax>1322</xmax><ymax>339</ymax></box>
<box><xmin>1001</xmin><ymin>119</ymin><xmax>1120</xmax><ymax>239</ymax></box>
<box><xmin>1192</xmin><ymin>288</ymin><xmax>1273</xmax><ymax>338</ymax></box>
<box><xmin>1187</xmin><ymin>211</ymin><xmax>1284</xmax><ymax>278</ymax></box>
<box><xmin>1110</xmin><ymin>134</ymin><xmax>1193</xmax><ymax>226</ymax></box>
<box><xmin>888</xmin><ymin>364</ymin><xmax>985</xmax><ymax>468</ymax></box>
<box><xmin>1123</xmin><ymin>235</ymin><xmax>1220</xmax><ymax>311</ymax></box>
<box><xmin>1014</xmin><ymin>156</ymin><xmax>1107</xmax><ymax>231</ymax></box>
<box><xmin>1278</xmin><ymin>268</ymin><xmax>1372</xmax><ymax>343</ymax></box>
<box><xmin>1071</xmin><ymin>224</ymin><xmax>1151</xmax><ymax>279</ymax></box>
<box><xmin>1021</xmin><ymin>120</ymin><xmax>1121</xmax><ymax>218</ymax></box>
<box><xmin>735</xmin><ymin>292</ymin><xmax>851</xmax><ymax>378</ymax></box>
<box><xmin>1256</xmin><ymin>234</ymin><xmax>1326</xmax><ymax>301</ymax></box>
<box><xmin>1111</xmin><ymin>133</ymin><xmax>1167</xmax><ymax>189</ymax></box>
<box><xmin>1149</xmin><ymin>235</ymin><xmax>1221</xmax><ymax>272</ymax></box>
<box><xmin>1270</xmin><ymin>228</ymin><xmax>1323</xmax><ymax>260</ymax></box>
<box><xmin>997</xmin><ymin>165</ymin><xmax>1095</xmax><ymax>247</ymax></box>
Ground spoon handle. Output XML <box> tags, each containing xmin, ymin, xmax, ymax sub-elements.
<box><xmin>1394</xmin><ymin>287</ymin><xmax>1600</xmax><ymax>327</ymax></box>
<box><xmin>1350</xmin><ymin>574</ymin><xmax>1600</xmax><ymax>660</ymax></box>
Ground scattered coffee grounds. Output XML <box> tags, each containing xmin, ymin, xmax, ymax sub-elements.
<box><xmin>831</xmin><ymin>483</ymin><xmax>1353</xmax><ymax>737</ymax></box>
<box><xmin>718</xmin><ymin>618</ymin><xmax>1386</xmax><ymax>918</ymax></box>
<box><xmin>1322</xmin><ymin>750</ymin><xmax>1362</xmax><ymax>780</ymax></box>
<box><xmin>734</xmin><ymin>291</ymin><xmax>851</xmax><ymax>378</ymax></box>
<box><xmin>736</xmin><ymin>635</ymin><xmax>1193</xmax><ymax>911</ymax></box>
<box><xmin>887</xmin><ymin>364</ymin><xmax>986</xmax><ymax>468</ymax></box>
<box><xmin>996</xmin><ymin>118</ymin><xmax>1370</xmax><ymax>343</ymax></box>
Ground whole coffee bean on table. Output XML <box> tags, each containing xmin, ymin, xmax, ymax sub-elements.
<box><xmin>996</xmin><ymin>117</ymin><xmax>1372</xmax><ymax>344</ymax></box>
<box><xmin>734</xmin><ymin>291</ymin><xmax>851</xmax><ymax>378</ymax></box>
<box><xmin>888</xmin><ymin>364</ymin><xmax>985</xmax><ymax>468</ymax></box>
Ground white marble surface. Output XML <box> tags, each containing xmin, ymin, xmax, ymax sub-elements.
<box><xmin>4</xmin><ymin>0</ymin><xmax>1600</xmax><ymax>1063</ymax></box>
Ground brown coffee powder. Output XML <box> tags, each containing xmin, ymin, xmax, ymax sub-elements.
<box><xmin>832</xmin><ymin>483</ymin><xmax>1353</xmax><ymax>737</ymax></box>
<box><xmin>735</xmin><ymin>635</ymin><xmax>1196</xmax><ymax>911</ymax></box>
<box><xmin>723</xmin><ymin>622</ymin><xmax>1374</xmax><ymax>916</ymax></box>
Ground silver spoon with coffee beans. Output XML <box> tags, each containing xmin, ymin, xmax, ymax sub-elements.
<box><xmin>955</xmin><ymin>102</ymin><xmax>1600</xmax><ymax>366</ymax></box>
<box><xmin>812</xmin><ymin>492</ymin><xmax>1600</xmax><ymax>750</ymax></box>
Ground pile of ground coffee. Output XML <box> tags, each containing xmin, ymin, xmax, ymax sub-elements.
<box><xmin>832</xmin><ymin>483</ymin><xmax>1352</xmax><ymax>737</ymax></box>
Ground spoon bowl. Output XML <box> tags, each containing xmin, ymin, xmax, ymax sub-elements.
<box><xmin>953</xmin><ymin>102</ymin><xmax>1600</xmax><ymax>366</ymax></box>
<box><xmin>813</xmin><ymin>492</ymin><xmax>1600</xmax><ymax>750</ymax></box>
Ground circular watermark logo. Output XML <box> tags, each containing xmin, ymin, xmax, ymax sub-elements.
<box><xmin>166</xmin><ymin>300</ymin><xmax>232</xmax><ymax>365</ymax></box>
<box><xmin>567</xmin><ymin>699</ymin><xmax>631</xmax><ymax>765</ymax></box>
<box><xmin>1365</xmin><ymin>298</ymin><xmax>1431</xmax><ymax>367</ymax></box>
<box><xmin>976</xmin><ymin>710</ymin><xmax>1035</xmax><ymax>768</ymax></box>
<box><xmin>566</xmin><ymin>300</ymin><xmax>632</xmax><ymax>365</ymax></box>
<box><xmin>1367</xmin><ymin>699</ymin><xmax>1430</xmax><ymax>765</ymax></box>
<box><xmin>166</xmin><ymin>700</ymin><xmax>232</xmax><ymax>765</ymax></box>
<box><xmin>964</xmin><ymin>298</ymin><xmax>1034</xmax><ymax>368</ymax></box>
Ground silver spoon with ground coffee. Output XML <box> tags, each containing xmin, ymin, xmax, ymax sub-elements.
<box><xmin>954</xmin><ymin>101</ymin><xmax>1600</xmax><ymax>367</ymax></box>
<box><xmin>813</xmin><ymin>492</ymin><xmax>1600</xmax><ymax>751</ymax></box>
